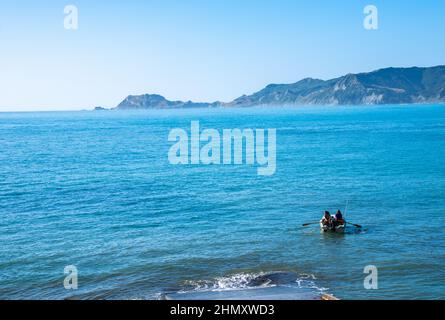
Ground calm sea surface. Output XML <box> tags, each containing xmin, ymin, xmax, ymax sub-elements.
<box><xmin>0</xmin><ymin>105</ymin><xmax>444</xmax><ymax>300</ymax></box>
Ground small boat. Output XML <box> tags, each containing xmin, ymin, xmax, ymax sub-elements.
<box><xmin>320</xmin><ymin>221</ymin><xmax>346</xmax><ymax>233</ymax></box>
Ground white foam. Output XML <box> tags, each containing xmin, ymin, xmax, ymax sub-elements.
<box><xmin>179</xmin><ymin>271</ymin><xmax>327</xmax><ymax>294</ymax></box>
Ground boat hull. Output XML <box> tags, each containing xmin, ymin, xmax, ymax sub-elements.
<box><xmin>320</xmin><ymin>222</ymin><xmax>346</xmax><ymax>233</ymax></box>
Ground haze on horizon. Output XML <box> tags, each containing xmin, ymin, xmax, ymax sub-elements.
<box><xmin>0</xmin><ymin>0</ymin><xmax>444</xmax><ymax>111</ymax></box>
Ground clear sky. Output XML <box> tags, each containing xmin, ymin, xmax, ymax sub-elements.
<box><xmin>0</xmin><ymin>0</ymin><xmax>444</xmax><ymax>111</ymax></box>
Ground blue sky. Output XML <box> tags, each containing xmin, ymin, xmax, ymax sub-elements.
<box><xmin>0</xmin><ymin>0</ymin><xmax>444</xmax><ymax>111</ymax></box>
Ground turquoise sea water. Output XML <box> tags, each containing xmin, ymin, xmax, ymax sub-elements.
<box><xmin>0</xmin><ymin>105</ymin><xmax>444</xmax><ymax>300</ymax></box>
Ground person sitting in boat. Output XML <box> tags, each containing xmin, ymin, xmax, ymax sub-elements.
<box><xmin>320</xmin><ymin>211</ymin><xmax>332</xmax><ymax>226</ymax></box>
<box><xmin>334</xmin><ymin>210</ymin><xmax>345</xmax><ymax>225</ymax></box>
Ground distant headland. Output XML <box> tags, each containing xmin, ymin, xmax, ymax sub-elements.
<box><xmin>97</xmin><ymin>66</ymin><xmax>445</xmax><ymax>111</ymax></box>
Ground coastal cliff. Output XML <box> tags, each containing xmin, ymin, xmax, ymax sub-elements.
<box><xmin>114</xmin><ymin>66</ymin><xmax>445</xmax><ymax>109</ymax></box>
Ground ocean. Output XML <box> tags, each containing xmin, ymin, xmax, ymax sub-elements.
<box><xmin>0</xmin><ymin>105</ymin><xmax>444</xmax><ymax>300</ymax></box>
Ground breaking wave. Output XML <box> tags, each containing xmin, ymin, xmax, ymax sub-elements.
<box><xmin>176</xmin><ymin>271</ymin><xmax>327</xmax><ymax>293</ymax></box>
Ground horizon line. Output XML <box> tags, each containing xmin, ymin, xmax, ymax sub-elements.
<box><xmin>1</xmin><ymin>64</ymin><xmax>444</xmax><ymax>112</ymax></box>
